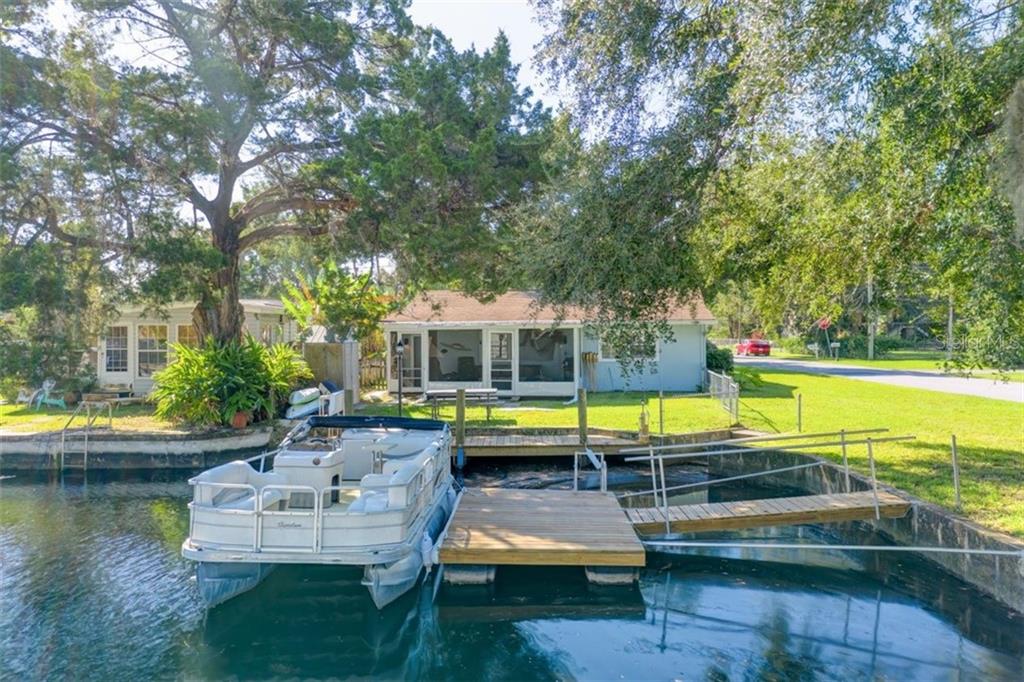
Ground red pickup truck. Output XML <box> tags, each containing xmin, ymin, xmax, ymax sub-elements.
<box><xmin>735</xmin><ymin>338</ymin><xmax>771</xmax><ymax>356</ymax></box>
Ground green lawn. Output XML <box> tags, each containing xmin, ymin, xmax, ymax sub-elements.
<box><xmin>0</xmin><ymin>403</ymin><xmax>181</xmax><ymax>433</ymax></box>
<box><xmin>771</xmin><ymin>349</ymin><xmax>1024</xmax><ymax>381</ymax></box>
<box><xmin>736</xmin><ymin>368</ymin><xmax>1024</xmax><ymax>537</ymax></box>
<box><xmin>361</xmin><ymin>392</ymin><xmax>730</xmax><ymax>433</ymax></box>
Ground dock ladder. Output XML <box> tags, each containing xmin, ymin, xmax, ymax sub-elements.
<box><xmin>59</xmin><ymin>401</ymin><xmax>113</xmax><ymax>470</ymax></box>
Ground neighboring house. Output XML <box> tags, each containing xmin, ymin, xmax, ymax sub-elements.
<box><xmin>382</xmin><ymin>290</ymin><xmax>715</xmax><ymax>398</ymax></box>
<box><xmin>97</xmin><ymin>299</ymin><xmax>299</xmax><ymax>394</ymax></box>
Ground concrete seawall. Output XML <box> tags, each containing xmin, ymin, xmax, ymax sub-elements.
<box><xmin>0</xmin><ymin>427</ymin><xmax>272</xmax><ymax>470</ymax></box>
<box><xmin>707</xmin><ymin>447</ymin><xmax>1024</xmax><ymax>613</ymax></box>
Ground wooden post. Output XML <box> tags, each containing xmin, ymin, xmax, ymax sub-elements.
<box><xmin>658</xmin><ymin>390</ymin><xmax>665</xmax><ymax>435</ymax></box>
<box><xmin>866</xmin><ymin>437</ymin><xmax>880</xmax><ymax>520</ymax></box>
<box><xmin>840</xmin><ymin>429</ymin><xmax>850</xmax><ymax>492</ymax></box>
<box><xmin>950</xmin><ymin>434</ymin><xmax>962</xmax><ymax>511</ymax></box>
<box><xmin>455</xmin><ymin>388</ymin><xmax>466</xmax><ymax>448</ymax></box>
<box><xmin>796</xmin><ymin>394</ymin><xmax>802</xmax><ymax>433</ymax></box>
<box><xmin>343</xmin><ymin>388</ymin><xmax>355</xmax><ymax>416</ymax></box>
<box><xmin>577</xmin><ymin>387</ymin><xmax>588</xmax><ymax>448</ymax></box>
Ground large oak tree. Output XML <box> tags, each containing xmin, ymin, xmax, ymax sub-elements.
<box><xmin>2</xmin><ymin>1</ymin><xmax>548</xmax><ymax>344</ymax></box>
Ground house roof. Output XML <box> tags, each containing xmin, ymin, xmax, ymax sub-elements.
<box><xmin>384</xmin><ymin>290</ymin><xmax>715</xmax><ymax>325</ymax></box>
<box><xmin>114</xmin><ymin>299</ymin><xmax>285</xmax><ymax>315</ymax></box>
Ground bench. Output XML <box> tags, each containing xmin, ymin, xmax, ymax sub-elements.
<box><xmin>424</xmin><ymin>388</ymin><xmax>499</xmax><ymax>421</ymax></box>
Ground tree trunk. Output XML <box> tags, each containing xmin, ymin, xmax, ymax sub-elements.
<box><xmin>946</xmin><ymin>294</ymin><xmax>955</xmax><ymax>361</ymax></box>
<box><xmin>866</xmin><ymin>273</ymin><xmax>875</xmax><ymax>360</ymax></box>
<box><xmin>192</xmin><ymin>222</ymin><xmax>245</xmax><ymax>344</ymax></box>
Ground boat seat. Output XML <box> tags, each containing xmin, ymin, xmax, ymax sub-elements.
<box><xmin>348</xmin><ymin>490</ymin><xmax>388</xmax><ymax>513</ymax></box>
<box><xmin>193</xmin><ymin>461</ymin><xmax>288</xmax><ymax>507</ymax></box>
<box><xmin>217</xmin><ymin>487</ymin><xmax>287</xmax><ymax>511</ymax></box>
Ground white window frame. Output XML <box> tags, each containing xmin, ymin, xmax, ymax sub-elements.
<box><xmin>104</xmin><ymin>326</ymin><xmax>129</xmax><ymax>373</ymax></box>
<box><xmin>137</xmin><ymin>324</ymin><xmax>168</xmax><ymax>377</ymax></box>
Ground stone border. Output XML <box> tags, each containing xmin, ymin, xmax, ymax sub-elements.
<box><xmin>707</xmin><ymin>445</ymin><xmax>1024</xmax><ymax>613</ymax></box>
<box><xmin>0</xmin><ymin>427</ymin><xmax>272</xmax><ymax>470</ymax></box>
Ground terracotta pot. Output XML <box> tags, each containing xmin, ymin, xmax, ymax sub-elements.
<box><xmin>230</xmin><ymin>411</ymin><xmax>250</xmax><ymax>429</ymax></box>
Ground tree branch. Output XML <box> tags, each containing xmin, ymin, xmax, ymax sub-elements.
<box><xmin>237</xmin><ymin>221</ymin><xmax>331</xmax><ymax>252</ymax></box>
<box><xmin>235</xmin><ymin>194</ymin><xmax>355</xmax><ymax>223</ymax></box>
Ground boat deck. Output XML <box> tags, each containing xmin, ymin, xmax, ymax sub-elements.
<box><xmin>440</xmin><ymin>488</ymin><xmax>646</xmax><ymax>567</ymax></box>
<box><xmin>626</xmin><ymin>490</ymin><xmax>911</xmax><ymax>535</ymax></box>
<box><xmin>462</xmin><ymin>434</ymin><xmax>638</xmax><ymax>457</ymax></box>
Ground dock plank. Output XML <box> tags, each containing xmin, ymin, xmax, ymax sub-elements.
<box><xmin>440</xmin><ymin>488</ymin><xmax>646</xmax><ymax>567</ymax></box>
<box><xmin>627</xmin><ymin>491</ymin><xmax>910</xmax><ymax>535</ymax></box>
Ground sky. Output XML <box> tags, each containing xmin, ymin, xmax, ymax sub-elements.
<box><xmin>407</xmin><ymin>0</ymin><xmax>560</xmax><ymax>108</ymax></box>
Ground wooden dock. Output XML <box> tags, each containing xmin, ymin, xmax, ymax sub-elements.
<box><xmin>462</xmin><ymin>433</ymin><xmax>638</xmax><ymax>458</ymax></box>
<box><xmin>440</xmin><ymin>488</ymin><xmax>646</xmax><ymax>567</ymax></box>
<box><xmin>625</xmin><ymin>490</ymin><xmax>911</xmax><ymax>536</ymax></box>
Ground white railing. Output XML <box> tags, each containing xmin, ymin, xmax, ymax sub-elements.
<box><xmin>705</xmin><ymin>369</ymin><xmax>739</xmax><ymax>423</ymax></box>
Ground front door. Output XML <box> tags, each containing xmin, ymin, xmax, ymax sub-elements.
<box><xmin>390</xmin><ymin>332</ymin><xmax>423</xmax><ymax>392</ymax></box>
<box><xmin>488</xmin><ymin>331</ymin><xmax>514</xmax><ymax>395</ymax></box>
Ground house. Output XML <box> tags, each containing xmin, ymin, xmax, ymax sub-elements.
<box><xmin>96</xmin><ymin>299</ymin><xmax>300</xmax><ymax>394</ymax></box>
<box><xmin>381</xmin><ymin>290</ymin><xmax>715</xmax><ymax>398</ymax></box>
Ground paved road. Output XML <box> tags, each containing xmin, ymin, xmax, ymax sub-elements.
<box><xmin>735</xmin><ymin>357</ymin><xmax>1024</xmax><ymax>403</ymax></box>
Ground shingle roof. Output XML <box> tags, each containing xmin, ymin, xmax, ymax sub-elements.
<box><xmin>384</xmin><ymin>290</ymin><xmax>714</xmax><ymax>325</ymax></box>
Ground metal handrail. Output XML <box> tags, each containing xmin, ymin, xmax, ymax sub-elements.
<box><xmin>619</xmin><ymin>428</ymin><xmax>890</xmax><ymax>454</ymax></box>
<box><xmin>623</xmin><ymin>434</ymin><xmax>915</xmax><ymax>463</ymax></box>
<box><xmin>625</xmin><ymin>433</ymin><xmax>910</xmax><ymax>523</ymax></box>
<box><xmin>618</xmin><ymin>461</ymin><xmax>826</xmax><ymax>498</ymax></box>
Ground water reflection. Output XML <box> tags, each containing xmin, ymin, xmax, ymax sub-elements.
<box><xmin>1</xmin><ymin>471</ymin><xmax>1021</xmax><ymax>680</ymax></box>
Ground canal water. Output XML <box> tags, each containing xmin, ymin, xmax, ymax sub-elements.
<box><xmin>1</xmin><ymin>467</ymin><xmax>1021</xmax><ymax>680</ymax></box>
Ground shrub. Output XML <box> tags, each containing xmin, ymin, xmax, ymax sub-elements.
<box><xmin>732</xmin><ymin>366</ymin><xmax>765</xmax><ymax>390</ymax></box>
<box><xmin>706</xmin><ymin>341</ymin><xmax>734</xmax><ymax>373</ymax></box>
<box><xmin>839</xmin><ymin>335</ymin><xmax>906</xmax><ymax>359</ymax></box>
<box><xmin>778</xmin><ymin>336</ymin><xmax>813</xmax><ymax>354</ymax></box>
<box><xmin>153</xmin><ymin>337</ymin><xmax>312</xmax><ymax>427</ymax></box>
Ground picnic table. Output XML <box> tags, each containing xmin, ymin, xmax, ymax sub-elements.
<box><xmin>424</xmin><ymin>388</ymin><xmax>499</xmax><ymax>421</ymax></box>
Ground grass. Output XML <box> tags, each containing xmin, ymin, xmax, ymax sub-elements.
<box><xmin>737</xmin><ymin>368</ymin><xmax>1024</xmax><ymax>537</ymax></box>
<box><xmin>361</xmin><ymin>392</ymin><xmax>729</xmax><ymax>433</ymax></box>
<box><xmin>0</xmin><ymin>402</ymin><xmax>181</xmax><ymax>433</ymax></box>
<box><xmin>771</xmin><ymin>349</ymin><xmax>1024</xmax><ymax>381</ymax></box>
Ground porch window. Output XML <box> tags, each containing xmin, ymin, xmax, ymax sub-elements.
<box><xmin>176</xmin><ymin>324</ymin><xmax>200</xmax><ymax>347</ymax></box>
<box><xmin>104</xmin><ymin>326</ymin><xmax>128</xmax><ymax>372</ymax></box>
<box><xmin>518</xmin><ymin>328</ymin><xmax>574</xmax><ymax>382</ymax></box>
<box><xmin>428</xmin><ymin>330</ymin><xmax>482</xmax><ymax>381</ymax></box>
<box><xmin>137</xmin><ymin>325</ymin><xmax>168</xmax><ymax>376</ymax></box>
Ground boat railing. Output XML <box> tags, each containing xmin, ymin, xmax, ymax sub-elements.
<box><xmin>258</xmin><ymin>484</ymin><xmax>319</xmax><ymax>553</ymax></box>
<box><xmin>189</xmin><ymin>481</ymin><xmax>260</xmax><ymax>550</ymax></box>
<box><xmin>189</xmin><ymin>451</ymin><xmax>450</xmax><ymax>554</ymax></box>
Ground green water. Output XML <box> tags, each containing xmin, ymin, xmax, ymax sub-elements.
<box><xmin>1</xmin><ymin>470</ymin><xmax>1021</xmax><ymax>680</ymax></box>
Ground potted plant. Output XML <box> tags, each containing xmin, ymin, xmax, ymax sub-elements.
<box><xmin>229</xmin><ymin>410</ymin><xmax>252</xmax><ymax>429</ymax></box>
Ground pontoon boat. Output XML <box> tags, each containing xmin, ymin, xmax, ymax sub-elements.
<box><xmin>181</xmin><ymin>415</ymin><xmax>458</xmax><ymax>609</ymax></box>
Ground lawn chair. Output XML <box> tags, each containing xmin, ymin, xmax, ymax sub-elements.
<box><xmin>15</xmin><ymin>386</ymin><xmax>41</xmax><ymax>406</ymax></box>
<box><xmin>34</xmin><ymin>379</ymin><xmax>67</xmax><ymax>410</ymax></box>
